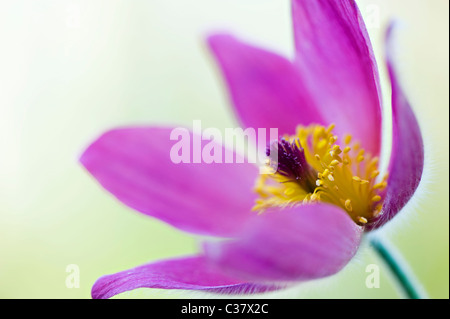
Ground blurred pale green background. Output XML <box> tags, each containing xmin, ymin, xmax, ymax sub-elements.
<box><xmin>0</xmin><ymin>0</ymin><xmax>448</xmax><ymax>299</ymax></box>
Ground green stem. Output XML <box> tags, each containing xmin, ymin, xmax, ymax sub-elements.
<box><xmin>369</xmin><ymin>235</ymin><xmax>427</xmax><ymax>299</ymax></box>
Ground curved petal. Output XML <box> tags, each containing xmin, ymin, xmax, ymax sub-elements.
<box><xmin>207</xmin><ymin>33</ymin><xmax>325</xmax><ymax>136</ymax></box>
<box><xmin>80</xmin><ymin>126</ymin><xmax>258</xmax><ymax>237</ymax></box>
<box><xmin>292</xmin><ymin>0</ymin><xmax>382</xmax><ymax>155</ymax></box>
<box><xmin>366</xmin><ymin>25</ymin><xmax>424</xmax><ymax>231</ymax></box>
<box><xmin>204</xmin><ymin>203</ymin><xmax>362</xmax><ymax>282</ymax></box>
<box><xmin>92</xmin><ymin>256</ymin><xmax>282</xmax><ymax>299</ymax></box>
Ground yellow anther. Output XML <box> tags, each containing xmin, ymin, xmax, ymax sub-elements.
<box><xmin>371</xmin><ymin>170</ymin><xmax>380</xmax><ymax>179</ymax></box>
<box><xmin>332</xmin><ymin>145</ymin><xmax>342</xmax><ymax>155</ymax></box>
<box><xmin>369</xmin><ymin>157</ymin><xmax>379</xmax><ymax>166</ymax></box>
<box><xmin>330</xmin><ymin>160</ymin><xmax>340</xmax><ymax>166</ymax></box>
<box><xmin>343</xmin><ymin>146</ymin><xmax>351</xmax><ymax>153</ymax></box>
<box><xmin>255</xmin><ymin>199</ymin><xmax>264</xmax><ymax>205</ymax></box>
<box><xmin>358</xmin><ymin>216</ymin><xmax>368</xmax><ymax>224</ymax></box>
<box><xmin>326</xmin><ymin>123</ymin><xmax>336</xmax><ymax>133</ymax></box>
<box><xmin>316</xmin><ymin>179</ymin><xmax>324</xmax><ymax>187</ymax></box>
<box><xmin>344</xmin><ymin>135</ymin><xmax>352</xmax><ymax>145</ymax></box>
<box><xmin>345</xmin><ymin>199</ymin><xmax>353</xmax><ymax>212</ymax></box>
<box><xmin>357</xmin><ymin>155</ymin><xmax>365</xmax><ymax>162</ymax></box>
<box><xmin>372</xmin><ymin>195</ymin><xmax>382</xmax><ymax>202</ymax></box>
<box><xmin>352</xmin><ymin>176</ymin><xmax>361</xmax><ymax>182</ymax></box>
<box><xmin>374</xmin><ymin>181</ymin><xmax>387</xmax><ymax>190</ymax></box>
<box><xmin>315</xmin><ymin>154</ymin><xmax>321</xmax><ymax>161</ymax></box>
<box><xmin>327</xmin><ymin>174</ymin><xmax>335</xmax><ymax>182</ymax></box>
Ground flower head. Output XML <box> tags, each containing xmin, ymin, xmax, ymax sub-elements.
<box><xmin>254</xmin><ymin>124</ymin><xmax>388</xmax><ymax>226</ymax></box>
<box><xmin>81</xmin><ymin>0</ymin><xmax>424</xmax><ymax>299</ymax></box>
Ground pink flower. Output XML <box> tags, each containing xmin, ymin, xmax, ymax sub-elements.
<box><xmin>81</xmin><ymin>0</ymin><xmax>423</xmax><ymax>299</ymax></box>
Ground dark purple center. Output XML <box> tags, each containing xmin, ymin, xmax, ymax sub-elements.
<box><xmin>267</xmin><ymin>138</ymin><xmax>317</xmax><ymax>192</ymax></box>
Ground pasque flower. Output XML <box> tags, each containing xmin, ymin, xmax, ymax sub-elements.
<box><xmin>81</xmin><ymin>0</ymin><xmax>424</xmax><ymax>299</ymax></box>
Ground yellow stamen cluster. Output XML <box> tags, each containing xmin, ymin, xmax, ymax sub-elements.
<box><xmin>254</xmin><ymin>124</ymin><xmax>388</xmax><ymax>225</ymax></box>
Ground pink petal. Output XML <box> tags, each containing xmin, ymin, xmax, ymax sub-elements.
<box><xmin>366</xmin><ymin>24</ymin><xmax>424</xmax><ymax>231</ymax></box>
<box><xmin>207</xmin><ymin>33</ymin><xmax>325</xmax><ymax>136</ymax></box>
<box><xmin>204</xmin><ymin>203</ymin><xmax>362</xmax><ymax>282</ymax></box>
<box><xmin>92</xmin><ymin>256</ymin><xmax>281</xmax><ymax>299</ymax></box>
<box><xmin>80</xmin><ymin>126</ymin><xmax>258</xmax><ymax>237</ymax></box>
<box><xmin>292</xmin><ymin>0</ymin><xmax>382</xmax><ymax>155</ymax></box>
